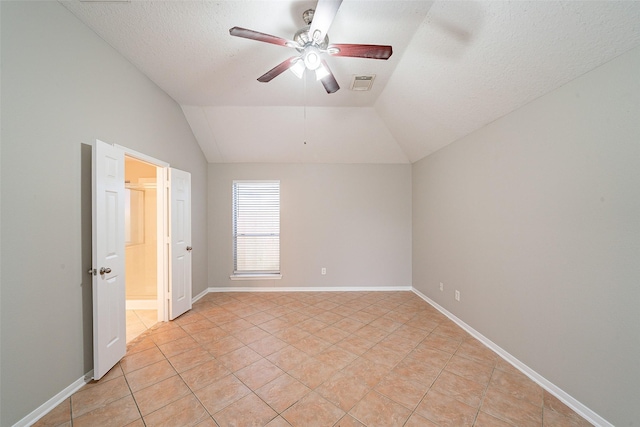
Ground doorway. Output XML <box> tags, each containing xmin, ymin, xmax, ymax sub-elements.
<box><xmin>92</xmin><ymin>140</ymin><xmax>192</xmax><ymax>380</ymax></box>
<box><xmin>124</xmin><ymin>156</ymin><xmax>160</xmax><ymax>342</ymax></box>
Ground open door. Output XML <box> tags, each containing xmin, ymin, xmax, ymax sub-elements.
<box><xmin>169</xmin><ymin>168</ymin><xmax>192</xmax><ymax>320</ymax></box>
<box><xmin>92</xmin><ymin>140</ymin><xmax>126</xmax><ymax>380</ymax></box>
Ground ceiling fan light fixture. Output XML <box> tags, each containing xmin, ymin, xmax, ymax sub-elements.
<box><xmin>290</xmin><ymin>59</ymin><xmax>306</xmax><ymax>79</ymax></box>
<box><xmin>303</xmin><ymin>48</ymin><xmax>321</xmax><ymax>70</ymax></box>
<box><xmin>315</xmin><ymin>63</ymin><xmax>330</xmax><ymax>80</ymax></box>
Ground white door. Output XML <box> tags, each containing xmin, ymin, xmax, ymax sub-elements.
<box><xmin>92</xmin><ymin>140</ymin><xmax>126</xmax><ymax>380</ymax></box>
<box><xmin>169</xmin><ymin>168</ymin><xmax>192</xmax><ymax>319</ymax></box>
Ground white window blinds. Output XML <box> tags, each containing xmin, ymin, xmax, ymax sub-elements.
<box><xmin>232</xmin><ymin>181</ymin><xmax>280</xmax><ymax>275</ymax></box>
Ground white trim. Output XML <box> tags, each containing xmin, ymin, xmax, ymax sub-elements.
<box><xmin>230</xmin><ymin>274</ymin><xmax>282</xmax><ymax>281</ymax></box>
<box><xmin>204</xmin><ymin>285</ymin><xmax>412</xmax><ymax>293</ymax></box>
<box><xmin>411</xmin><ymin>287</ymin><xmax>613</xmax><ymax>427</ymax></box>
<box><xmin>192</xmin><ymin>288</ymin><xmax>209</xmax><ymax>303</ymax></box>
<box><xmin>13</xmin><ymin>371</ymin><xmax>93</xmax><ymax>427</ymax></box>
<box><xmin>125</xmin><ymin>299</ymin><xmax>157</xmax><ymax>310</ymax></box>
<box><xmin>117</xmin><ymin>144</ymin><xmax>170</xmax><ymax>168</ymax></box>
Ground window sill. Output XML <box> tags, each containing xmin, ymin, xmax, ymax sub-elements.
<box><xmin>230</xmin><ymin>274</ymin><xmax>282</xmax><ymax>281</ymax></box>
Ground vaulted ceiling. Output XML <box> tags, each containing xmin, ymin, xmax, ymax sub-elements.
<box><xmin>61</xmin><ymin>0</ymin><xmax>640</xmax><ymax>164</ymax></box>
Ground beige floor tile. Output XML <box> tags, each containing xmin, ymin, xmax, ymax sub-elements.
<box><xmin>32</xmin><ymin>398</ymin><xmax>71</xmax><ymax>427</ymax></box>
<box><xmin>151</xmin><ymin>326</ymin><xmax>189</xmax><ymax>346</ymax></box>
<box><xmin>235</xmin><ymin>358</ymin><xmax>285</xmax><ymax>390</ymax></box>
<box><xmin>333</xmin><ymin>414</ymin><xmax>365</xmax><ymax>427</ymax></box>
<box><xmin>233</xmin><ymin>325</ymin><xmax>272</xmax><ymax>344</ymax></box>
<box><xmin>180</xmin><ymin>358</ymin><xmax>231</xmax><ymax>391</ymax></box>
<box><xmin>135</xmin><ymin>309</ymin><xmax>158</xmax><ymax>328</ymax></box>
<box><xmin>474</xmin><ymin>411</ymin><xmax>515</xmax><ymax>427</ymax></box>
<box><xmin>247</xmin><ymin>335</ymin><xmax>288</xmax><ymax>357</ymax></box>
<box><xmin>126</xmin><ymin>336</ymin><xmax>156</xmax><ymax>356</ymax></box>
<box><xmin>194</xmin><ymin>374</ymin><xmax>251</xmax><ymax>414</ymax></box>
<box><xmin>282</xmin><ymin>392</ymin><xmax>345</xmax><ymax>427</ymax></box>
<box><xmin>255</xmin><ymin>374</ymin><xmax>311</xmax><ymax>413</ymax></box>
<box><xmin>332</xmin><ymin>318</ymin><xmax>366</xmax><ymax>334</ymax></box>
<box><xmin>314</xmin><ymin>326</ymin><xmax>351</xmax><ymax>344</ymax></box>
<box><xmin>374</xmin><ymin>373</ymin><xmax>429</xmax><ymax>410</ymax></box>
<box><xmin>294</xmin><ymin>335</ymin><xmax>331</xmax><ymax>356</ymax></box>
<box><xmin>47</xmin><ymin>291</ymin><xmax>591</xmax><ymax>427</ymax></box>
<box><xmin>316</xmin><ymin>370</ymin><xmax>371</xmax><ymax>412</ymax></box>
<box><xmin>71</xmin><ymin>376</ymin><xmax>131</xmax><ymax>418</ymax></box>
<box><xmin>143</xmin><ymin>393</ymin><xmax>209</xmax><ymax>427</ymax></box>
<box><xmin>414</xmin><ymin>390</ymin><xmax>477</xmax><ymax>427</ymax></box>
<box><xmin>543</xmin><ymin>407</ymin><xmax>594</xmax><ymax>426</ymax></box>
<box><xmin>72</xmin><ymin>395</ymin><xmax>140</xmax><ymax>427</ymax></box>
<box><xmin>127</xmin><ymin>321</ymin><xmax>148</xmax><ymax>343</ymax></box>
<box><xmin>361</xmin><ymin>344</ymin><xmax>406</xmax><ymax>368</ymax></box>
<box><xmin>337</xmin><ymin>335</ymin><xmax>373</xmax><ymax>355</ymax></box>
<box><xmin>297</xmin><ymin>318</ymin><xmax>329</xmax><ymax>334</ymax></box>
<box><xmin>273</xmin><ymin>326</ymin><xmax>311</xmax><ymax>345</ymax></box>
<box><xmin>120</xmin><ymin>346</ymin><xmax>165</xmax><ymax>373</ymax></box>
<box><xmin>167</xmin><ymin>346</ymin><xmax>214</xmax><ymax>373</ymax></box>
<box><xmin>349</xmin><ymin>390</ymin><xmax>411</xmax><ymax>427</ymax></box>
<box><xmin>480</xmin><ymin>387</ymin><xmax>542</xmax><ymax>427</ymax></box>
<box><xmin>132</xmin><ymin>374</ymin><xmax>190</xmax><ymax>415</ymax></box>
<box><xmin>543</xmin><ymin>391</ymin><xmax>592</xmax><ymax>425</ymax></box>
<box><xmin>217</xmin><ymin>345</ymin><xmax>262</xmax><ymax>372</ymax></box>
<box><xmin>490</xmin><ymin>368</ymin><xmax>544</xmax><ymax>407</ymax></box>
<box><xmin>420</xmin><ymin>333</ymin><xmax>462</xmax><ymax>354</ymax></box>
<box><xmin>342</xmin><ymin>357</ymin><xmax>390</xmax><ymax>388</ymax></box>
<box><xmin>201</xmin><ymin>335</ymin><xmax>245</xmax><ymax>358</ymax></box>
<box><xmin>314</xmin><ymin>346</ymin><xmax>358</xmax><ymax>370</ymax></box>
<box><xmin>158</xmin><ymin>335</ymin><xmax>200</xmax><ymax>358</ymax></box>
<box><xmin>444</xmin><ymin>354</ymin><xmax>494</xmax><ymax>386</ymax></box>
<box><xmin>213</xmin><ymin>393</ymin><xmax>277</xmax><ymax>427</ymax></box>
<box><xmin>125</xmin><ymin>359</ymin><xmax>177</xmax><ymax>392</ymax></box>
<box><xmin>352</xmin><ymin>324</ymin><xmax>389</xmax><ymax>343</ymax></box>
<box><xmin>403</xmin><ymin>413</ymin><xmax>439</xmax><ymax>427</ymax></box>
<box><xmin>431</xmin><ymin>370</ymin><xmax>486</xmax><ymax>408</ymax></box>
<box><xmin>265</xmin><ymin>345</ymin><xmax>309</xmax><ymax>371</ymax></box>
<box><xmin>456</xmin><ymin>338</ymin><xmax>499</xmax><ymax>366</ymax></box>
<box><xmin>288</xmin><ymin>357</ymin><xmax>338</xmax><ymax>389</ymax></box>
<box><xmin>180</xmin><ymin>319</ymin><xmax>216</xmax><ymax>335</ymax></box>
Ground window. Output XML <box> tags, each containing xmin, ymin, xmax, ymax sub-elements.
<box><xmin>232</xmin><ymin>181</ymin><xmax>280</xmax><ymax>278</ymax></box>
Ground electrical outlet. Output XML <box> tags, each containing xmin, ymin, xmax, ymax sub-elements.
<box><xmin>439</xmin><ymin>282</ymin><xmax>444</xmax><ymax>291</ymax></box>
<box><xmin>455</xmin><ymin>290</ymin><xmax>460</xmax><ymax>301</ymax></box>
<box><xmin>321</xmin><ymin>267</ymin><xmax>326</xmax><ymax>275</ymax></box>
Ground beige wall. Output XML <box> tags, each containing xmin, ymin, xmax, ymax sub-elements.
<box><xmin>208</xmin><ymin>163</ymin><xmax>412</xmax><ymax>290</ymax></box>
<box><xmin>412</xmin><ymin>46</ymin><xmax>640</xmax><ymax>426</ymax></box>
<box><xmin>0</xmin><ymin>2</ymin><xmax>208</xmax><ymax>425</ymax></box>
<box><xmin>125</xmin><ymin>159</ymin><xmax>158</xmax><ymax>300</ymax></box>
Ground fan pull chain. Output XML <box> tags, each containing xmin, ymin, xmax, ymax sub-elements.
<box><xmin>303</xmin><ymin>76</ymin><xmax>307</xmax><ymax>145</ymax></box>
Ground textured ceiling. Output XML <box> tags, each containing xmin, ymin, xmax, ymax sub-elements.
<box><xmin>61</xmin><ymin>0</ymin><xmax>640</xmax><ymax>164</ymax></box>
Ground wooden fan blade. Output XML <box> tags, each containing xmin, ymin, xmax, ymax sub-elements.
<box><xmin>229</xmin><ymin>27</ymin><xmax>297</xmax><ymax>48</ymax></box>
<box><xmin>328</xmin><ymin>44</ymin><xmax>393</xmax><ymax>59</ymax></box>
<box><xmin>257</xmin><ymin>57</ymin><xmax>300</xmax><ymax>82</ymax></box>
<box><xmin>319</xmin><ymin>60</ymin><xmax>340</xmax><ymax>94</ymax></box>
<box><xmin>309</xmin><ymin>0</ymin><xmax>343</xmax><ymax>43</ymax></box>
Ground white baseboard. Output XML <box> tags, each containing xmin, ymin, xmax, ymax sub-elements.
<box><xmin>125</xmin><ymin>299</ymin><xmax>157</xmax><ymax>310</ymax></box>
<box><xmin>203</xmin><ymin>285</ymin><xmax>412</xmax><ymax>293</ymax></box>
<box><xmin>192</xmin><ymin>288</ymin><xmax>209</xmax><ymax>303</ymax></box>
<box><xmin>411</xmin><ymin>287</ymin><xmax>612</xmax><ymax>427</ymax></box>
<box><xmin>13</xmin><ymin>370</ymin><xmax>93</xmax><ymax>427</ymax></box>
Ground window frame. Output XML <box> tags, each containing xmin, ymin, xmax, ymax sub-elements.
<box><xmin>230</xmin><ymin>180</ymin><xmax>281</xmax><ymax>280</ymax></box>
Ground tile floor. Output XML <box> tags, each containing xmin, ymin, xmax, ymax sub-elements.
<box><xmin>35</xmin><ymin>291</ymin><xmax>592</xmax><ymax>427</ymax></box>
<box><xmin>127</xmin><ymin>309</ymin><xmax>159</xmax><ymax>343</ymax></box>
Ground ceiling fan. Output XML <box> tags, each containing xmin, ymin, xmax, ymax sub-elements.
<box><xmin>229</xmin><ymin>0</ymin><xmax>393</xmax><ymax>94</ymax></box>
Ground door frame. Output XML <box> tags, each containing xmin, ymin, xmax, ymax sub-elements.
<box><xmin>118</xmin><ymin>145</ymin><xmax>171</xmax><ymax>322</ymax></box>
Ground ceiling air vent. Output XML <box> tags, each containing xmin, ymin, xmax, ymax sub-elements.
<box><xmin>350</xmin><ymin>75</ymin><xmax>376</xmax><ymax>91</ymax></box>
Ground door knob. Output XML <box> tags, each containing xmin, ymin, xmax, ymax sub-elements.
<box><xmin>99</xmin><ymin>267</ymin><xmax>112</xmax><ymax>275</ymax></box>
<box><xmin>186</xmin><ymin>246</ymin><xmax>193</xmax><ymax>252</ymax></box>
